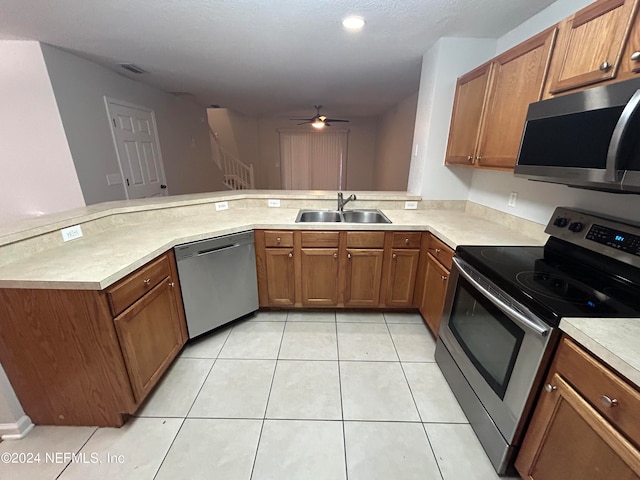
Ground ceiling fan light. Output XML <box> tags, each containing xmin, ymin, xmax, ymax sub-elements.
<box><xmin>312</xmin><ymin>120</ymin><xmax>326</xmax><ymax>129</ymax></box>
<box><xmin>342</xmin><ymin>15</ymin><xmax>365</xmax><ymax>31</ymax></box>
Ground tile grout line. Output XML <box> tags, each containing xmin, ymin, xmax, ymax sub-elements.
<box><xmin>334</xmin><ymin>310</ymin><xmax>350</xmax><ymax>480</ymax></box>
<box><xmin>422</xmin><ymin>424</ymin><xmax>446</xmax><ymax>480</ymax></box>
<box><xmin>55</xmin><ymin>426</ymin><xmax>100</xmax><ymax>479</ymax></box>
<box><xmin>248</xmin><ymin>315</ymin><xmax>287</xmax><ymax>480</ymax></box>
<box><xmin>151</xmin><ymin>417</ymin><xmax>187</xmax><ymax>480</ymax></box>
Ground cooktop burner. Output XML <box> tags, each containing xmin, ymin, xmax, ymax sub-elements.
<box><xmin>456</xmin><ymin>243</ymin><xmax>640</xmax><ymax>326</ymax></box>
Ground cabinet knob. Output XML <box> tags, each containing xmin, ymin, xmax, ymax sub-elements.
<box><xmin>288</xmin><ymin>252</ymin><xmax>293</xmax><ymax>258</ymax></box>
<box><xmin>347</xmin><ymin>253</ymin><xmax>352</xmax><ymax>259</ymax></box>
<box><xmin>276</xmin><ymin>237</ymin><xmax>281</xmax><ymax>243</ymax></box>
<box><xmin>631</xmin><ymin>51</ymin><xmax>640</xmax><ymax>62</ymax></box>
<box><xmin>467</xmin><ymin>155</ymin><xmax>473</xmax><ymax>163</ymax></box>
<box><xmin>169</xmin><ymin>281</ymin><xmax>175</xmax><ymax>287</ymax></box>
<box><xmin>435</xmin><ymin>248</ymin><xmax>441</xmax><ymax>254</ymax></box>
<box><xmin>441</xmin><ymin>275</ymin><xmax>448</xmax><ymax>281</ymax></box>
<box><xmin>392</xmin><ymin>253</ymin><xmax>397</xmax><ymax>259</ymax></box>
<box><xmin>143</xmin><ymin>278</ymin><xmax>151</xmax><ymax>285</ymax></box>
<box><xmin>333</xmin><ymin>252</ymin><xmax>338</xmax><ymax>258</ymax></box>
<box><xmin>600</xmin><ymin>61</ymin><xmax>611</xmax><ymax>72</ymax></box>
<box><xmin>600</xmin><ymin>395</ymin><xmax>619</xmax><ymax>408</ymax></box>
<box><xmin>544</xmin><ymin>383</ymin><xmax>557</xmax><ymax>393</ymax></box>
<box><xmin>404</xmin><ymin>238</ymin><xmax>409</xmax><ymax>244</ymax></box>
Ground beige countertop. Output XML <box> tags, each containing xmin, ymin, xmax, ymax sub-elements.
<box><xmin>560</xmin><ymin>317</ymin><xmax>640</xmax><ymax>389</ymax></box>
<box><xmin>0</xmin><ymin>207</ymin><xmax>541</xmax><ymax>290</ymax></box>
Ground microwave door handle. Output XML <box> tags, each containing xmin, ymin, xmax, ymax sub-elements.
<box><xmin>606</xmin><ymin>89</ymin><xmax>640</xmax><ymax>182</ymax></box>
<box><xmin>453</xmin><ymin>257</ymin><xmax>550</xmax><ymax>337</ymax></box>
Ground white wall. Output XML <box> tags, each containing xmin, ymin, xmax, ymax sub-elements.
<box><xmin>41</xmin><ymin>44</ymin><xmax>224</xmax><ymax>204</ymax></box>
<box><xmin>0</xmin><ymin>41</ymin><xmax>85</xmax><ymax>226</ymax></box>
<box><xmin>468</xmin><ymin>0</ymin><xmax>639</xmax><ymax>224</ymax></box>
<box><xmin>373</xmin><ymin>93</ymin><xmax>418</xmax><ymax>191</ymax></box>
<box><xmin>408</xmin><ymin>37</ymin><xmax>497</xmax><ymax>198</ymax></box>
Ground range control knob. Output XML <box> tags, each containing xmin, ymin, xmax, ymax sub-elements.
<box><xmin>568</xmin><ymin>222</ymin><xmax>584</xmax><ymax>232</ymax></box>
<box><xmin>553</xmin><ymin>217</ymin><xmax>569</xmax><ymax>228</ymax></box>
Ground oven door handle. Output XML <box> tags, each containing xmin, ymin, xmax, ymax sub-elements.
<box><xmin>453</xmin><ymin>257</ymin><xmax>551</xmax><ymax>337</ymax></box>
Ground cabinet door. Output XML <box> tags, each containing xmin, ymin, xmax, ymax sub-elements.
<box><xmin>113</xmin><ymin>277</ymin><xmax>184</xmax><ymax>403</ymax></box>
<box><xmin>445</xmin><ymin>63</ymin><xmax>491</xmax><ymax>166</ymax></box>
<box><xmin>301</xmin><ymin>248</ymin><xmax>339</xmax><ymax>306</ymax></box>
<box><xmin>264</xmin><ymin>248</ymin><xmax>295</xmax><ymax>306</ymax></box>
<box><xmin>548</xmin><ymin>0</ymin><xmax>638</xmax><ymax>94</ymax></box>
<box><xmin>385</xmin><ymin>249</ymin><xmax>420</xmax><ymax>307</ymax></box>
<box><xmin>477</xmin><ymin>27</ymin><xmax>557</xmax><ymax>169</ymax></box>
<box><xmin>516</xmin><ymin>374</ymin><xmax>640</xmax><ymax>480</ymax></box>
<box><xmin>344</xmin><ymin>248</ymin><xmax>384</xmax><ymax>307</ymax></box>
<box><xmin>620</xmin><ymin>9</ymin><xmax>640</xmax><ymax>78</ymax></box>
<box><xmin>419</xmin><ymin>253</ymin><xmax>450</xmax><ymax>336</ymax></box>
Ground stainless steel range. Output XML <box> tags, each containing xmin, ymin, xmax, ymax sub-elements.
<box><xmin>436</xmin><ymin>207</ymin><xmax>640</xmax><ymax>475</ymax></box>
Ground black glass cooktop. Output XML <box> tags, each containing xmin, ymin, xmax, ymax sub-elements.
<box><xmin>456</xmin><ymin>240</ymin><xmax>640</xmax><ymax>327</ymax></box>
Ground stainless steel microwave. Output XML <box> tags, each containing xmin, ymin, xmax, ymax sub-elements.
<box><xmin>515</xmin><ymin>77</ymin><xmax>640</xmax><ymax>193</ymax></box>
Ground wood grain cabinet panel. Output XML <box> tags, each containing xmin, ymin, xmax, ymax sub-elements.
<box><xmin>445</xmin><ymin>63</ymin><xmax>492</xmax><ymax>166</ymax></box>
<box><xmin>114</xmin><ymin>277</ymin><xmax>184</xmax><ymax>402</ymax></box>
<box><xmin>419</xmin><ymin>253</ymin><xmax>450</xmax><ymax>336</ymax></box>
<box><xmin>547</xmin><ymin>0</ymin><xmax>638</xmax><ymax>94</ymax></box>
<box><xmin>344</xmin><ymin>248</ymin><xmax>384</xmax><ymax>307</ymax></box>
<box><xmin>516</xmin><ymin>337</ymin><xmax>640</xmax><ymax>479</ymax></box>
<box><xmin>477</xmin><ymin>27</ymin><xmax>557</xmax><ymax>169</ymax></box>
<box><xmin>264</xmin><ymin>248</ymin><xmax>296</xmax><ymax>306</ymax></box>
<box><xmin>385</xmin><ymin>248</ymin><xmax>420</xmax><ymax>307</ymax></box>
<box><xmin>620</xmin><ymin>8</ymin><xmax>640</xmax><ymax>78</ymax></box>
<box><xmin>301</xmin><ymin>248</ymin><xmax>339</xmax><ymax>306</ymax></box>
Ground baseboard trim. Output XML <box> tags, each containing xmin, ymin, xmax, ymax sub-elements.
<box><xmin>0</xmin><ymin>415</ymin><xmax>34</xmax><ymax>440</ymax></box>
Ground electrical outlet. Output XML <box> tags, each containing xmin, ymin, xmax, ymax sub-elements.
<box><xmin>268</xmin><ymin>199</ymin><xmax>281</xmax><ymax>207</ymax></box>
<box><xmin>61</xmin><ymin>225</ymin><xmax>83</xmax><ymax>242</ymax></box>
<box><xmin>404</xmin><ymin>201</ymin><xmax>418</xmax><ymax>210</ymax></box>
<box><xmin>215</xmin><ymin>201</ymin><xmax>229</xmax><ymax>211</ymax></box>
<box><xmin>508</xmin><ymin>192</ymin><xmax>518</xmax><ymax>208</ymax></box>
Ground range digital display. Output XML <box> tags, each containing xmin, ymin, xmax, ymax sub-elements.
<box><xmin>586</xmin><ymin>224</ymin><xmax>640</xmax><ymax>256</ymax></box>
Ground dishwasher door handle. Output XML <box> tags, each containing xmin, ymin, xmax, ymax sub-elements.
<box><xmin>195</xmin><ymin>244</ymin><xmax>237</xmax><ymax>256</ymax></box>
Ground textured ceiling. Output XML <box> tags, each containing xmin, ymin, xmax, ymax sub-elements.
<box><xmin>0</xmin><ymin>0</ymin><xmax>557</xmax><ymax>117</ymax></box>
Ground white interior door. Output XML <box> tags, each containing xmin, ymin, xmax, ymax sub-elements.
<box><xmin>105</xmin><ymin>98</ymin><xmax>167</xmax><ymax>199</ymax></box>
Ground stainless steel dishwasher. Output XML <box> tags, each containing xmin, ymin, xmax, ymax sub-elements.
<box><xmin>174</xmin><ymin>230</ymin><xmax>258</xmax><ymax>338</ymax></box>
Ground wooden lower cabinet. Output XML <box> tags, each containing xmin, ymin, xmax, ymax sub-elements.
<box><xmin>385</xmin><ymin>248</ymin><xmax>420</xmax><ymax>307</ymax></box>
<box><xmin>264</xmin><ymin>248</ymin><xmax>295</xmax><ymax>306</ymax></box>
<box><xmin>0</xmin><ymin>250</ymin><xmax>187</xmax><ymax>427</ymax></box>
<box><xmin>344</xmin><ymin>248</ymin><xmax>384</xmax><ymax>306</ymax></box>
<box><xmin>516</xmin><ymin>336</ymin><xmax>640</xmax><ymax>479</ymax></box>
<box><xmin>113</xmin><ymin>277</ymin><xmax>185</xmax><ymax>402</ymax></box>
<box><xmin>301</xmin><ymin>248</ymin><xmax>339</xmax><ymax>306</ymax></box>
<box><xmin>420</xmin><ymin>253</ymin><xmax>450</xmax><ymax>335</ymax></box>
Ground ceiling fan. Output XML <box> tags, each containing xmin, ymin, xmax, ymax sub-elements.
<box><xmin>290</xmin><ymin>105</ymin><xmax>349</xmax><ymax>129</ymax></box>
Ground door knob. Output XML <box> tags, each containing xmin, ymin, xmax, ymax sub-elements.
<box><xmin>160</xmin><ymin>184</ymin><xmax>167</xmax><ymax>189</ymax></box>
<box><xmin>599</xmin><ymin>61</ymin><xmax>611</xmax><ymax>72</ymax></box>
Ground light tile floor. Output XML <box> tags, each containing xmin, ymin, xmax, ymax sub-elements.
<box><xmin>0</xmin><ymin>310</ymin><xmax>519</xmax><ymax>480</ymax></box>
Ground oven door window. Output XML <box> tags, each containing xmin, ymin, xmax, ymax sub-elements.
<box><xmin>448</xmin><ymin>278</ymin><xmax>525</xmax><ymax>399</ymax></box>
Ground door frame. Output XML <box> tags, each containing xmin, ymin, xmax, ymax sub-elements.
<box><xmin>104</xmin><ymin>97</ymin><xmax>167</xmax><ymax>200</ymax></box>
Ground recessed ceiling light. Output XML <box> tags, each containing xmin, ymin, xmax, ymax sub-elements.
<box><xmin>342</xmin><ymin>15</ymin><xmax>365</xmax><ymax>31</ymax></box>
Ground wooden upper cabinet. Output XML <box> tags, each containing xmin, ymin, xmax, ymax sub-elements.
<box><xmin>476</xmin><ymin>27</ymin><xmax>557</xmax><ymax>169</ymax></box>
<box><xmin>620</xmin><ymin>7</ymin><xmax>640</xmax><ymax>78</ymax></box>
<box><xmin>547</xmin><ymin>0</ymin><xmax>639</xmax><ymax>94</ymax></box>
<box><xmin>445</xmin><ymin>63</ymin><xmax>491</xmax><ymax>166</ymax></box>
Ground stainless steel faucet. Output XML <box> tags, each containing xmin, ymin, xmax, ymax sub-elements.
<box><xmin>337</xmin><ymin>192</ymin><xmax>356</xmax><ymax>212</ymax></box>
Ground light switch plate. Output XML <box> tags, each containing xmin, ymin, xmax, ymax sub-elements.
<box><xmin>508</xmin><ymin>192</ymin><xmax>518</xmax><ymax>208</ymax></box>
<box><xmin>215</xmin><ymin>201</ymin><xmax>229</xmax><ymax>211</ymax></box>
<box><xmin>61</xmin><ymin>225</ymin><xmax>83</xmax><ymax>242</ymax></box>
<box><xmin>404</xmin><ymin>201</ymin><xmax>418</xmax><ymax>210</ymax></box>
<box><xmin>268</xmin><ymin>199</ymin><xmax>281</xmax><ymax>207</ymax></box>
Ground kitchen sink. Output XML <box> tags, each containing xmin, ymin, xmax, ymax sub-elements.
<box><xmin>296</xmin><ymin>210</ymin><xmax>342</xmax><ymax>222</ymax></box>
<box><xmin>295</xmin><ymin>209</ymin><xmax>391</xmax><ymax>224</ymax></box>
<box><xmin>341</xmin><ymin>209</ymin><xmax>391</xmax><ymax>224</ymax></box>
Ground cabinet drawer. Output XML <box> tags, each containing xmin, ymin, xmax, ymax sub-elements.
<box><xmin>301</xmin><ymin>231</ymin><xmax>340</xmax><ymax>247</ymax></box>
<box><xmin>346</xmin><ymin>231</ymin><xmax>385</xmax><ymax>248</ymax></box>
<box><xmin>555</xmin><ymin>337</ymin><xmax>640</xmax><ymax>446</ymax></box>
<box><xmin>392</xmin><ymin>232</ymin><xmax>422</xmax><ymax>249</ymax></box>
<box><xmin>107</xmin><ymin>254</ymin><xmax>171</xmax><ymax>317</ymax></box>
<box><xmin>428</xmin><ymin>234</ymin><xmax>454</xmax><ymax>270</ymax></box>
<box><xmin>264</xmin><ymin>230</ymin><xmax>293</xmax><ymax>247</ymax></box>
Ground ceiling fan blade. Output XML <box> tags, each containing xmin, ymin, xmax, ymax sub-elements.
<box><xmin>297</xmin><ymin>121</ymin><xmax>312</xmax><ymax>125</ymax></box>
<box><xmin>289</xmin><ymin>117</ymin><xmax>311</xmax><ymax>120</ymax></box>
<box><xmin>325</xmin><ymin>119</ymin><xmax>349</xmax><ymax>123</ymax></box>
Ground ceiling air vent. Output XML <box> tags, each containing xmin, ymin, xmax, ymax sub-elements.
<box><xmin>119</xmin><ymin>63</ymin><xmax>146</xmax><ymax>74</ymax></box>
